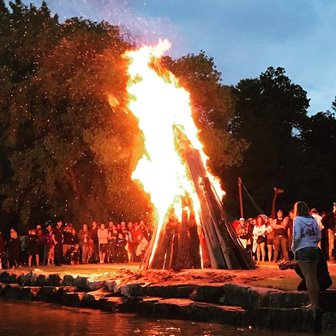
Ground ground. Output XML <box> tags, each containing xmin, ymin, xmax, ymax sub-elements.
<box><xmin>6</xmin><ymin>261</ymin><xmax>336</xmax><ymax>291</ymax></box>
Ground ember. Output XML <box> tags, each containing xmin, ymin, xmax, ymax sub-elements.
<box><xmin>119</xmin><ymin>40</ymin><xmax>253</xmax><ymax>270</ymax></box>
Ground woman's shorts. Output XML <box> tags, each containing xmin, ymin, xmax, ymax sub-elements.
<box><xmin>296</xmin><ymin>247</ymin><xmax>319</xmax><ymax>262</ymax></box>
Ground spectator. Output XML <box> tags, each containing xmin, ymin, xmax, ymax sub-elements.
<box><xmin>266</xmin><ymin>217</ymin><xmax>274</xmax><ymax>262</ymax></box>
<box><xmin>0</xmin><ymin>231</ymin><xmax>4</xmax><ymax>269</ymax></box>
<box><xmin>107</xmin><ymin>222</ymin><xmax>117</xmax><ymax>263</ymax></box>
<box><xmin>311</xmin><ymin>208</ymin><xmax>324</xmax><ymax>249</ymax></box>
<box><xmin>43</xmin><ymin>224</ymin><xmax>55</xmax><ymax>265</ymax></box>
<box><xmin>90</xmin><ymin>221</ymin><xmax>99</xmax><ymax>263</ymax></box>
<box><xmin>321</xmin><ymin>202</ymin><xmax>336</xmax><ymax>262</ymax></box>
<box><xmin>287</xmin><ymin>210</ymin><xmax>294</xmax><ymax>260</ymax></box>
<box><xmin>27</xmin><ymin>229</ymin><xmax>39</xmax><ymax>267</ymax></box>
<box><xmin>7</xmin><ymin>227</ymin><xmax>21</xmax><ymax>268</ymax></box>
<box><xmin>236</xmin><ymin>218</ymin><xmax>249</xmax><ymax>249</ymax></box>
<box><xmin>292</xmin><ymin>201</ymin><xmax>321</xmax><ymax>311</ymax></box>
<box><xmin>272</xmin><ymin>210</ymin><xmax>289</xmax><ymax>262</ymax></box>
<box><xmin>126</xmin><ymin>222</ymin><xmax>134</xmax><ymax>261</ymax></box>
<box><xmin>253</xmin><ymin>215</ymin><xmax>267</xmax><ymax>263</ymax></box>
<box><xmin>78</xmin><ymin>224</ymin><xmax>91</xmax><ymax>264</ymax></box>
<box><xmin>131</xmin><ymin>222</ymin><xmax>145</xmax><ymax>261</ymax></box>
<box><xmin>62</xmin><ymin>224</ymin><xmax>74</xmax><ymax>260</ymax></box>
<box><xmin>97</xmin><ymin>223</ymin><xmax>108</xmax><ymax>263</ymax></box>
<box><xmin>115</xmin><ymin>232</ymin><xmax>128</xmax><ymax>263</ymax></box>
<box><xmin>36</xmin><ymin>227</ymin><xmax>44</xmax><ymax>265</ymax></box>
<box><xmin>65</xmin><ymin>243</ymin><xmax>81</xmax><ymax>265</ymax></box>
<box><xmin>20</xmin><ymin>230</ymin><xmax>29</xmax><ymax>266</ymax></box>
<box><xmin>53</xmin><ymin>220</ymin><xmax>63</xmax><ymax>266</ymax></box>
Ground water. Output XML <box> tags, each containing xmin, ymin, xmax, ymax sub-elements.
<box><xmin>0</xmin><ymin>298</ymin><xmax>311</xmax><ymax>336</ymax></box>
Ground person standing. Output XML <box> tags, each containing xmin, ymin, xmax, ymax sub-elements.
<box><xmin>311</xmin><ymin>208</ymin><xmax>324</xmax><ymax>249</ymax></box>
<box><xmin>0</xmin><ymin>231</ymin><xmax>4</xmax><ymax>269</ymax></box>
<box><xmin>53</xmin><ymin>220</ymin><xmax>63</xmax><ymax>266</ymax></box>
<box><xmin>322</xmin><ymin>202</ymin><xmax>336</xmax><ymax>262</ymax></box>
<box><xmin>97</xmin><ymin>223</ymin><xmax>108</xmax><ymax>263</ymax></box>
<box><xmin>7</xmin><ymin>227</ymin><xmax>21</xmax><ymax>268</ymax></box>
<box><xmin>272</xmin><ymin>210</ymin><xmax>289</xmax><ymax>262</ymax></box>
<box><xmin>292</xmin><ymin>201</ymin><xmax>321</xmax><ymax>310</ymax></box>
<box><xmin>78</xmin><ymin>224</ymin><xmax>91</xmax><ymax>264</ymax></box>
<box><xmin>90</xmin><ymin>221</ymin><xmax>99</xmax><ymax>263</ymax></box>
<box><xmin>266</xmin><ymin>217</ymin><xmax>274</xmax><ymax>262</ymax></box>
<box><xmin>27</xmin><ymin>229</ymin><xmax>39</xmax><ymax>267</ymax></box>
<box><xmin>253</xmin><ymin>215</ymin><xmax>267</xmax><ymax>263</ymax></box>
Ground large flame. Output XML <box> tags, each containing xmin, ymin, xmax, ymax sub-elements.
<box><xmin>123</xmin><ymin>40</ymin><xmax>224</xmax><ymax>267</ymax></box>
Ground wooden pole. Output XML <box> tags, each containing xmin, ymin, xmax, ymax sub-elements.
<box><xmin>238</xmin><ymin>177</ymin><xmax>244</xmax><ymax>219</ymax></box>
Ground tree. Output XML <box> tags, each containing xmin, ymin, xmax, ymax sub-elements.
<box><xmin>225</xmin><ymin>67</ymin><xmax>310</xmax><ymax>217</ymax></box>
<box><xmin>162</xmin><ymin>52</ymin><xmax>247</xmax><ymax>177</ymax></box>
<box><xmin>0</xmin><ymin>1</ymin><xmax>150</xmax><ymax>229</ymax></box>
<box><xmin>297</xmin><ymin>109</ymin><xmax>336</xmax><ymax>209</ymax></box>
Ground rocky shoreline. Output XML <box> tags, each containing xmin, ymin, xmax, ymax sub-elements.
<box><xmin>0</xmin><ymin>269</ymin><xmax>335</xmax><ymax>334</ymax></box>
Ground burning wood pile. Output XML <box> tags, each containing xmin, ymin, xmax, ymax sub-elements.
<box><xmin>113</xmin><ymin>40</ymin><xmax>254</xmax><ymax>270</ymax></box>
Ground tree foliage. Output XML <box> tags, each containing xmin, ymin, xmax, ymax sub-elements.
<box><xmin>0</xmin><ymin>1</ymin><xmax>245</xmax><ymax>230</ymax></box>
<box><xmin>225</xmin><ymin>67</ymin><xmax>336</xmax><ymax>217</ymax></box>
<box><xmin>2</xmin><ymin>2</ymin><xmax>334</xmax><ymax>229</ymax></box>
<box><xmin>162</xmin><ymin>52</ymin><xmax>247</xmax><ymax>176</ymax></box>
<box><xmin>225</xmin><ymin>67</ymin><xmax>310</xmax><ymax>216</ymax></box>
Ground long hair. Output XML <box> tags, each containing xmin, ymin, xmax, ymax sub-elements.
<box><xmin>293</xmin><ymin>201</ymin><xmax>310</xmax><ymax>217</ymax></box>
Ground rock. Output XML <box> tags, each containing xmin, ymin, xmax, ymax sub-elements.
<box><xmin>62</xmin><ymin>275</ymin><xmax>75</xmax><ymax>286</ymax></box>
<box><xmin>0</xmin><ymin>271</ymin><xmax>11</xmax><ymax>283</ymax></box>
<box><xmin>87</xmin><ymin>280</ymin><xmax>105</xmax><ymax>291</ymax></box>
<box><xmin>36</xmin><ymin>286</ymin><xmax>60</xmax><ymax>302</ymax></box>
<box><xmin>191</xmin><ymin>284</ymin><xmax>224</xmax><ymax>303</ymax></box>
<box><xmin>321</xmin><ymin>290</ymin><xmax>336</xmax><ymax>312</ymax></box>
<box><xmin>74</xmin><ymin>276</ymin><xmax>88</xmax><ymax>290</ymax></box>
<box><xmin>270</xmin><ymin>308</ymin><xmax>317</xmax><ymax>333</ymax></box>
<box><xmin>48</xmin><ymin>274</ymin><xmax>61</xmax><ymax>286</ymax></box>
<box><xmin>36</xmin><ymin>274</ymin><xmax>47</xmax><ymax>286</ymax></box>
<box><xmin>18</xmin><ymin>272</ymin><xmax>38</xmax><ymax>286</ymax></box>
<box><xmin>322</xmin><ymin>312</ymin><xmax>336</xmax><ymax>334</ymax></box>
<box><xmin>219</xmin><ymin>283</ymin><xmax>251</xmax><ymax>308</ymax></box>
<box><xmin>105</xmin><ymin>280</ymin><xmax>120</xmax><ymax>292</ymax></box>
<box><xmin>82</xmin><ymin>293</ymin><xmax>97</xmax><ymax>308</ymax></box>
<box><xmin>2</xmin><ymin>284</ymin><xmax>36</xmax><ymax>300</ymax></box>
<box><xmin>61</xmin><ymin>292</ymin><xmax>84</xmax><ymax>307</ymax></box>
<box><xmin>146</xmin><ymin>284</ymin><xmax>195</xmax><ymax>299</ymax></box>
<box><xmin>98</xmin><ymin>297</ymin><xmax>124</xmax><ymax>312</ymax></box>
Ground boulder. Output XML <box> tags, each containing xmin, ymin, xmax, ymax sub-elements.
<box><xmin>74</xmin><ymin>276</ymin><xmax>88</xmax><ymax>290</ymax></box>
<box><xmin>322</xmin><ymin>312</ymin><xmax>336</xmax><ymax>334</ymax></box>
<box><xmin>36</xmin><ymin>274</ymin><xmax>48</xmax><ymax>286</ymax></box>
<box><xmin>62</xmin><ymin>275</ymin><xmax>75</xmax><ymax>286</ymax></box>
<box><xmin>36</xmin><ymin>286</ymin><xmax>60</xmax><ymax>302</ymax></box>
<box><xmin>47</xmin><ymin>274</ymin><xmax>61</xmax><ymax>286</ymax></box>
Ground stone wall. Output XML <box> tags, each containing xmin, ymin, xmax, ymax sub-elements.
<box><xmin>0</xmin><ymin>270</ymin><xmax>335</xmax><ymax>334</ymax></box>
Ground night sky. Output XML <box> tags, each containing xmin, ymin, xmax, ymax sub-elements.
<box><xmin>20</xmin><ymin>0</ymin><xmax>336</xmax><ymax>114</ymax></box>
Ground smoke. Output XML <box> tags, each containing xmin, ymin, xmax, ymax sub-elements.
<box><xmin>42</xmin><ymin>0</ymin><xmax>183</xmax><ymax>55</ymax></box>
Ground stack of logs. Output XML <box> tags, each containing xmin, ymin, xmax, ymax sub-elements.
<box><xmin>142</xmin><ymin>146</ymin><xmax>254</xmax><ymax>271</ymax></box>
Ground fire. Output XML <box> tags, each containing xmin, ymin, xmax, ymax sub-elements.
<box><xmin>122</xmin><ymin>40</ymin><xmax>225</xmax><ymax>268</ymax></box>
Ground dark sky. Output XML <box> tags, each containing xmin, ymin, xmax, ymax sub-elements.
<box><xmin>22</xmin><ymin>0</ymin><xmax>336</xmax><ymax>114</ymax></box>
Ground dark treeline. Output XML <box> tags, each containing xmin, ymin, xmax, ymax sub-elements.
<box><xmin>1</xmin><ymin>1</ymin><xmax>335</xmax><ymax>232</ymax></box>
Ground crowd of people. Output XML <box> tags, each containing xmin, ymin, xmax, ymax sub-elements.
<box><xmin>233</xmin><ymin>202</ymin><xmax>336</xmax><ymax>264</ymax></box>
<box><xmin>0</xmin><ymin>202</ymin><xmax>335</xmax><ymax>271</ymax></box>
<box><xmin>0</xmin><ymin>219</ymin><xmax>153</xmax><ymax>268</ymax></box>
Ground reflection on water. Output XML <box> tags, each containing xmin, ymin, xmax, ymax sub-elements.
<box><xmin>0</xmin><ymin>298</ymin><xmax>311</xmax><ymax>336</ymax></box>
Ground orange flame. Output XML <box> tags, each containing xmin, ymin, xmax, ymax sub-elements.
<box><xmin>122</xmin><ymin>39</ymin><xmax>224</xmax><ymax>267</ymax></box>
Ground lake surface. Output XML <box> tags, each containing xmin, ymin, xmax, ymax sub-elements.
<box><xmin>0</xmin><ymin>298</ymin><xmax>311</xmax><ymax>336</ymax></box>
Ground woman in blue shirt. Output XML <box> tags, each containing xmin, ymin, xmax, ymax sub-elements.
<box><xmin>292</xmin><ymin>201</ymin><xmax>321</xmax><ymax>310</ymax></box>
